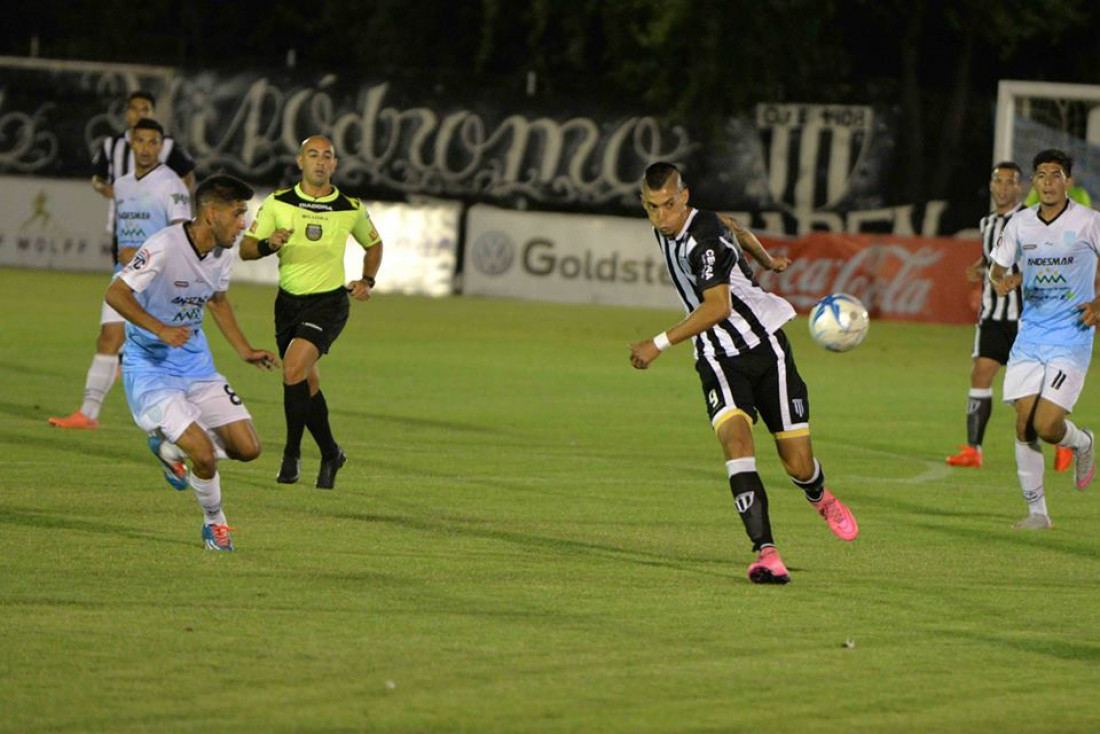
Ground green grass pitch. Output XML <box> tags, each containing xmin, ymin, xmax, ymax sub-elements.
<box><xmin>2</xmin><ymin>267</ymin><xmax>1099</xmax><ymax>732</ymax></box>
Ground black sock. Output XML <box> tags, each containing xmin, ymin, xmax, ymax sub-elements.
<box><xmin>967</xmin><ymin>393</ymin><xmax>993</xmax><ymax>448</ymax></box>
<box><xmin>791</xmin><ymin>458</ymin><xmax>825</xmax><ymax>503</ymax></box>
<box><xmin>729</xmin><ymin>471</ymin><xmax>773</xmax><ymax>552</ymax></box>
<box><xmin>307</xmin><ymin>390</ymin><xmax>339</xmax><ymax>459</ymax></box>
<box><xmin>283</xmin><ymin>380</ymin><xmax>311</xmax><ymax>458</ymax></box>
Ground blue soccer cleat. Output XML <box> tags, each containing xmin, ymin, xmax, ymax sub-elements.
<box><xmin>202</xmin><ymin>523</ymin><xmax>235</xmax><ymax>551</ymax></box>
<box><xmin>147</xmin><ymin>435</ymin><xmax>189</xmax><ymax>491</ymax></box>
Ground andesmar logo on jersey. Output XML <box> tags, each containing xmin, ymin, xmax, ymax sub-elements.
<box><xmin>171</xmin><ymin>294</ymin><xmax>208</xmax><ymax>322</ymax></box>
<box><xmin>1025</xmin><ymin>256</ymin><xmax>1073</xmax><ymax>302</ymax></box>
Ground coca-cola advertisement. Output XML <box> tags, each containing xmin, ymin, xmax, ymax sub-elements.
<box><xmin>756</xmin><ymin>232</ymin><xmax>981</xmax><ymax>324</ymax></box>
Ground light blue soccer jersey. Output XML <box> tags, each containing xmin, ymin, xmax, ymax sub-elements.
<box><xmin>992</xmin><ymin>199</ymin><xmax>1100</xmax><ymax>350</ymax></box>
<box><xmin>116</xmin><ymin>223</ymin><xmax>236</xmax><ymax>380</ymax></box>
<box><xmin>113</xmin><ymin>164</ymin><xmax>191</xmax><ymax>271</ymax></box>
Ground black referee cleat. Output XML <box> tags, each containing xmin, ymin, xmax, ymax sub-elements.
<box><xmin>315</xmin><ymin>448</ymin><xmax>347</xmax><ymax>490</ymax></box>
<box><xmin>276</xmin><ymin>454</ymin><xmax>301</xmax><ymax>484</ymax></box>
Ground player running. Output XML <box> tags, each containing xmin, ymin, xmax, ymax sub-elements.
<box><xmin>989</xmin><ymin>149</ymin><xmax>1100</xmax><ymax>530</ymax></box>
<box><xmin>105</xmin><ymin>175</ymin><xmax>278</xmax><ymax>550</ymax></box>
<box><xmin>629</xmin><ymin>162</ymin><xmax>858</xmax><ymax>584</ymax></box>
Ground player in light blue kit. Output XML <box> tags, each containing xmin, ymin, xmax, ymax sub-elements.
<box><xmin>990</xmin><ymin>149</ymin><xmax>1100</xmax><ymax>530</ymax></box>
<box><xmin>106</xmin><ymin>175</ymin><xmax>279</xmax><ymax>551</ymax></box>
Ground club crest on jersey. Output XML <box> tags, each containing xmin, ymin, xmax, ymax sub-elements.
<box><xmin>306</xmin><ymin>224</ymin><xmax>323</xmax><ymax>241</ymax></box>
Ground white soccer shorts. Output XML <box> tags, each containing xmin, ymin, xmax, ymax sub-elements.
<box><xmin>124</xmin><ymin>372</ymin><xmax>252</xmax><ymax>443</ymax></box>
<box><xmin>1003</xmin><ymin>342</ymin><xmax>1091</xmax><ymax>412</ymax></box>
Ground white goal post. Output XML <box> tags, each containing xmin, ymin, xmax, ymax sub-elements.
<box><xmin>994</xmin><ymin>80</ymin><xmax>1100</xmax><ymax>200</ymax></box>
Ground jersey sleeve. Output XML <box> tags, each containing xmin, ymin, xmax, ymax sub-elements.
<box><xmin>687</xmin><ymin>214</ymin><xmax>736</xmax><ymax>290</ymax></box>
<box><xmin>990</xmin><ymin>217</ymin><xmax>1019</xmax><ymax>268</ymax></box>
<box><xmin>166</xmin><ymin>177</ymin><xmax>192</xmax><ymax>222</ymax></box>
<box><xmin>118</xmin><ymin>236</ymin><xmax>167</xmax><ymax>294</ymax></box>
<box><xmin>165</xmin><ymin>139</ymin><xmax>196</xmax><ymax>178</ymax></box>
<box><xmin>246</xmin><ymin>195</ymin><xmax>278</xmax><ymax>240</ymax></box>
<box><xmin>350</xmin><ymin>203</ymin><xmax>382</xmax><ymax>249</ymax></box>
<box><xmin>215</xmin><ymin>247</ymin><xmax>237</xmax><ymax>292</ymax></box>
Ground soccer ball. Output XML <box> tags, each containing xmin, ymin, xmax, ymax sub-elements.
<box><xmin>808</xmin><ymin>293</ymin><xmax>869</xmax><ymax>352</ymax></box>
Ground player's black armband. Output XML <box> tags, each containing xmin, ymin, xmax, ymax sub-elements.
<box><xmin>257</xmin><ymin>239</ymin><xmax>274</xmax><ymax>257</ymax></box>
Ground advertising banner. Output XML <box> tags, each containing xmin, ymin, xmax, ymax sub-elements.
<box><xmin>464</xmin><ymin>205</ymin><xmax>982</xmax><ymax>323</ymax></box>
<box><xmin>0</xmin><ymin>175</ymin><xmax>114</xmax><ymax>271</ymax></box>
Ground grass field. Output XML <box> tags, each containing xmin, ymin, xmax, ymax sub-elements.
<box><xmin>3</xmin><ymin>267</ymin><xmax>1100</xmax><ymax>732</ymax></box>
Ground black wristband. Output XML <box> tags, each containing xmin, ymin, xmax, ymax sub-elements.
<box><xmin>363</xmin><ymin>275</ymin><xmax>376</xmax><ymax>287</ymax></box>
<box><xmin>257</xmin><ymin>239</ymin><xmax>274</xmax><ymax>257</ymax></box>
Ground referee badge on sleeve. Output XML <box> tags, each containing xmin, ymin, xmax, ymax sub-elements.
<box><xmin>306</xmin><ymin>224</ymin><xmax>323</xmax><ymax>241</ymax></box>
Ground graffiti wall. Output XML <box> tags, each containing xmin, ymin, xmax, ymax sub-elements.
<box><xmin>0</xmin><ymin>58</ymin><xmax>955</xmax><ymax>235</ymax></box>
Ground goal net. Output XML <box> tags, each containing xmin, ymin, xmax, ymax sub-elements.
<box><xmin>994</xmin><ymin>80</ymin><xmax>1100</xmax><ymax>203</ymax></box>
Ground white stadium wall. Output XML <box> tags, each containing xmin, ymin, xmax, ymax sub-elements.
<box><xmin>0</xmin><ymin>175</ymin><xmax>461</xmax><ymax>296</ymax></box>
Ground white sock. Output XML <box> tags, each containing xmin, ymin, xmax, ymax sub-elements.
<box><xmin>79</xmin><ymin>354</ymin><xmax>118</xmax><ymax>419</ymax></box>
<box><xmin>158</xmin><ymin>440</ymin><xmax>187</xmax><ymax>463</ymax></box>
<box><xmin>1015</xmin><ymin>440</ymin><xmax>1048</xmax><ymax>516</ymax></box>
<box><xmin>1058</xmin><ymin>420</ymin><xmax>1092</xmax><ymax>451</ymax></box>
<box><xmin>190</xmin><ymin>471</ymin><xmax>227</xmax><ymax>526</ymax></box>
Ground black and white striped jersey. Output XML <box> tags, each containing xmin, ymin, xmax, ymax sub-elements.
<box><xmin>654</xmin><ymin>209</ymin><xmax>796</xmax><ymax>359</ymax></box>
<box><xmin>92</xmin><ymin>130</ymin><xmax>195</xmax><ymax>185</ymax></box>
<box><xmin>978</xmin><ymin>204</ymin><xmax>1024</xmax><ymax>323</ymax></box>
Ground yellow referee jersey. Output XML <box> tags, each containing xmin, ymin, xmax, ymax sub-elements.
<box><xmin>249</xmin><ymin>183</ymin><xmax>381</xmax><ymax>295</ymax></box>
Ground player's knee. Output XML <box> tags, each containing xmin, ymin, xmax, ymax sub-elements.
<box><xmin>229</xmin><ymin>439</ymin><xmax>262</xmax><ymax>462</ymax></box>
<box><xmin>187</xmin><ymin>447</ymin><xmax>218</xmax><ymax>476</ymax></box>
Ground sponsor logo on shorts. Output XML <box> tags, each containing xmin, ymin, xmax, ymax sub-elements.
<box><xmin>306</xmin><ymin>224</ymin><xmax>323</xmax><ymax>241</ymax></box>
<box><xmin>303</xmin><ymin>322</ymin><xmax>324</xmax><ymax>332</ymax></box>
<box><xmin>792</xmin><ymin>398</ymin><xmax>805</xmax><ymax>417</ymax></box>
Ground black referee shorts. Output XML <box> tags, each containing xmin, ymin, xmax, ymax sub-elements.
<box><xmin>972</xmin><ymin>319</ymin><xmax>1017</xmax><ymax>365</ymax></box>
<box><xmin>694</xmin><ymin>328</ymin><xmax>810</xmax><ymax>437</ymax></box>
<box><xmin>274</xmin><ymin>286</ymin><xmax>350</xmax><ymax>358</ymax></box>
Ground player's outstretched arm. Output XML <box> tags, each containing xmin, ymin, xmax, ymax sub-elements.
<box><xmin>719</xmin><ymin>214</ymin><xmax>790</xmax><ymax>272</ymax></box>
<box><xmin>630</xmin><ymin>284</ymin><xmax>732</xmax><ymax>370</ymax></box>
<box><xmin>206</xmin><ymin>292</ymin><xmax>278</xmax><ymax>370</ymax></box>
<box><xmin>104</xmin><ymin>279</ymin><xmax>190</xmax><ymax>347</ymax></box>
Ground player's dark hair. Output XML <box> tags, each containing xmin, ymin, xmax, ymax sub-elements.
<box><xmin>194</xmin><ymin>175</ymin><xmax>254</xmax><ymax>210</ymax></box>
<box><xmin>1033</xmin><ymin>149</ymin><xmax>1073</xmax><ymax>177</ymax></box>
<box><xmin>128</xmin><ymin>90</ymin><xmax>156</xmax><ymax>108</ymax></box>
<box><xmin>992</xmin><ymin>161</ymin><xmax>1022</xmax><ymax>177</ymax></box>
<box><xmin>642</xmin><ymin>162</ymin><xmax>685</xmax><ymax>191</ymax></box>
<box><xmin>132</xmin><ymin>118</ymin><xmax>164</xmax><ymax>138</ymax></box>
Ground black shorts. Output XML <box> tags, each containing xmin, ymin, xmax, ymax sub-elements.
<box><xmin>972</xmin><ymin>319</ymin><xmax>1017</xmax><ymax>365</ymax></box>
<box><xmin>695</xmin><ymin>328</ymin><xmax>810</xmax><ymax>436</ymax></box>
<box><xmin>274</xmin><ymin>286</ymin><xmax>350</xmax><ymax>358</ymax></box>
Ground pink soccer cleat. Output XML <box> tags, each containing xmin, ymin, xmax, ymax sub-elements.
<box><xmin>812</xmin><ymin>489</ymin><xmax>859</xmax><ymax>541</ymax></box>
<box><xmin>747</xmin><ymin>546</ymin><xmax>790</xmax><ymax>584</ymax></box>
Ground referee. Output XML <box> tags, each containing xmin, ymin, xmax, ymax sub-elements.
<box><xmin>240</xmin><ymin>135</ymin><xmax>383</xmax><ymax>489</ymax></box>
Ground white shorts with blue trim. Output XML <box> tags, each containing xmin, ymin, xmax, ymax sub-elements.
<box><xmin>1003</xmin><ymin>341</ymin><xmax>1092</xmax><ymax>412</ymax></box>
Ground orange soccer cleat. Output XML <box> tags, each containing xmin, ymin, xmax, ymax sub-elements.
<box><xmin>946</xmin><ymin>445</ymin><xmax>982</xmax><ymax>468</ymax></box>
<box><xmin>47</xmin><ymin>411</ymin><xmax>99</xmax><ymax>430</ymax></box>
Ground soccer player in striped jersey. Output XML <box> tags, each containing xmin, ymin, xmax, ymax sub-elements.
<box><xmin>629</xmin><ymin>162</ymin><xmax>858</xmax><ymax>584</ymax></box>
<box><xmin>105</xmin><ymin>175</ymin><xmax>279</xmax><ymax>551</ymax></box>
<box><xmin>944</xmin><ymin>162</ymin><xmax>1078</xmax><ymax>470</ymax></box>
<box><xmin>49</xmin><ymin>119</ymin><xmax>191</xmax><ymax>430</ymax></box>
<box><xmin>989</xmin><ymin>149</ymin><xmax>1100</xmax><ymax>530</ymax></box>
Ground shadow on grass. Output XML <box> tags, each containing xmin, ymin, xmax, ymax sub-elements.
<box><xmin>0</xmin><ymin>428</ymin><xmax>148</xmax><ymax>466</ymax></box>
<box><xmin>331</xmin><ymin>509</ymin><xmax>735</xmax><ymax>578</ymax></box>
<box><xmin>953</xmin><ymin>629</ymin><xmax>1100</xmax><ymax>663</ymax></box>
<box><xmin>0</xmin><ymin>507</ymin><xmax>188</xmax><ymax>547</ymax></box>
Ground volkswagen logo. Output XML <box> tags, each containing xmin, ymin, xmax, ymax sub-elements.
<box><xmin>470</xmin><ymin>231</ymin><xmax>515</xmax><ymax>276</ymax></box>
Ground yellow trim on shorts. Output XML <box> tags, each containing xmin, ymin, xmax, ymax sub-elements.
<box><xmin>713</xmin><ymin>409</ymin><xmax>752</xmax><ymax>432</ymax></box>
<box><xmin>773</xmin><ymin>427</ymin><xmax>811</xmax><ymax>439</ymax></box>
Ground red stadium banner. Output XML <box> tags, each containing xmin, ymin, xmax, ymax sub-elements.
<box><xmin>755</xmin><ymin>232</ymin><xmax>981</xmax><ymax>324</ymax></box>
